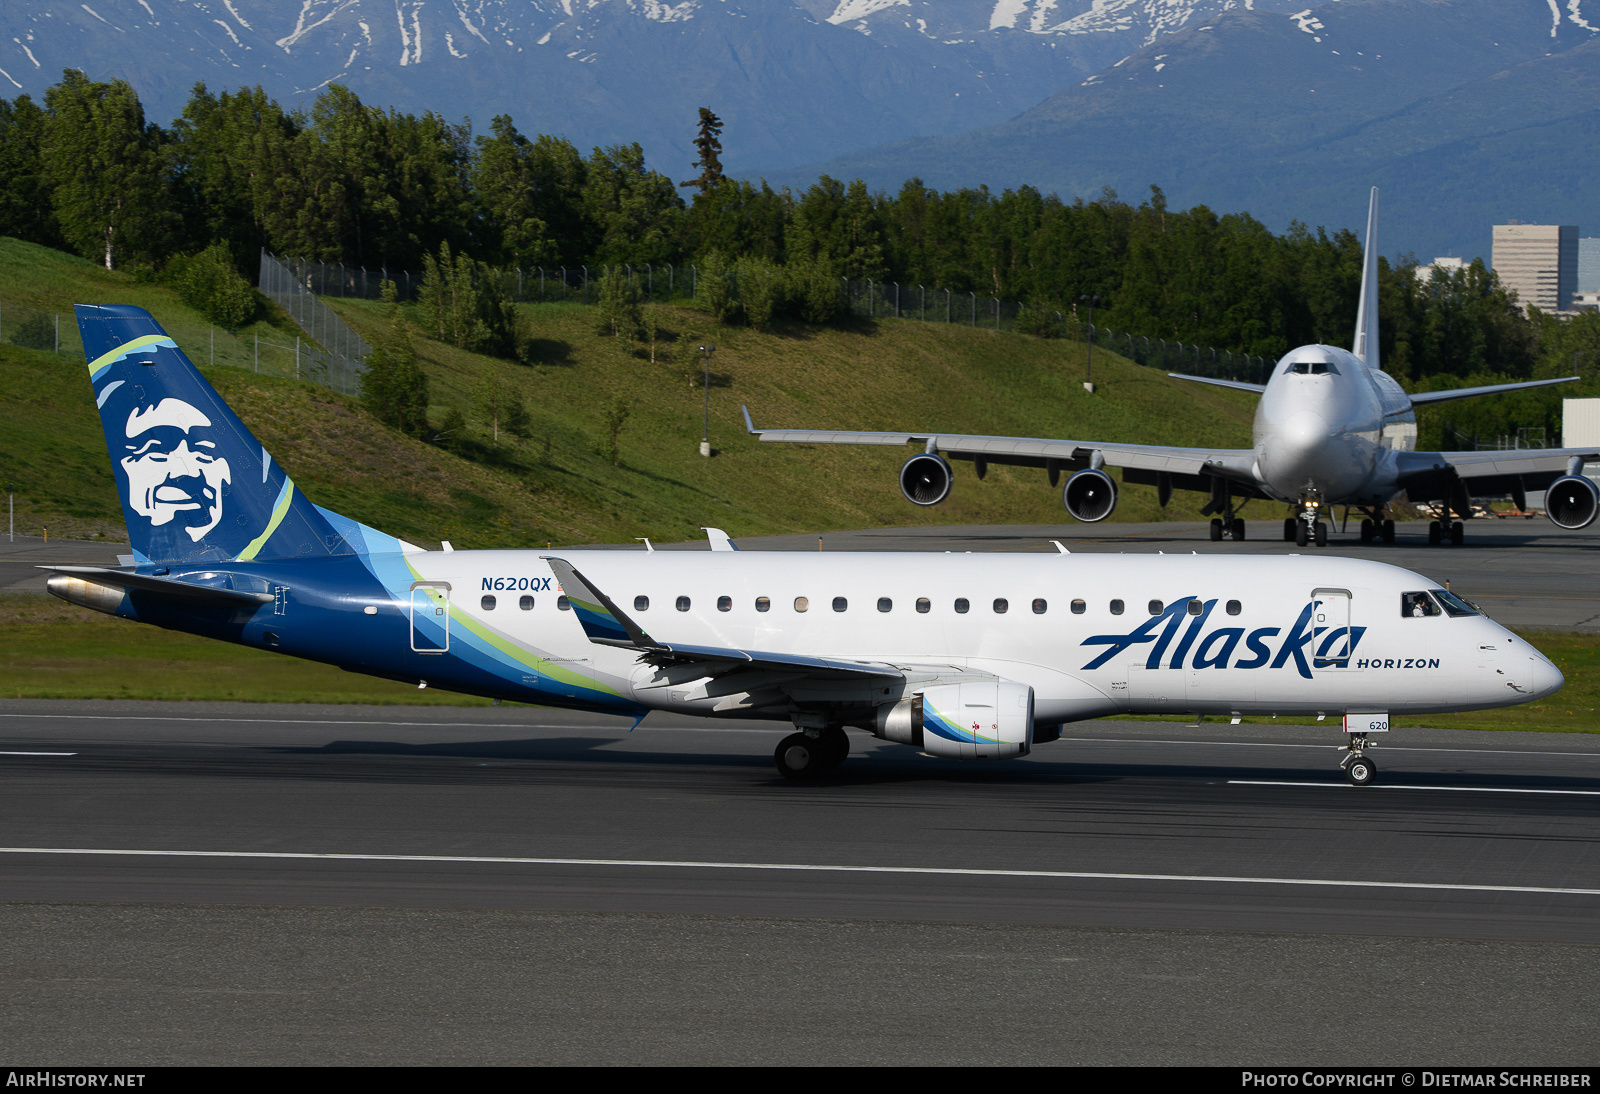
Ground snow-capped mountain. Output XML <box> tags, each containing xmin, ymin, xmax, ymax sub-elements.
<box><xmin>0</xmin><ymin>1</ymin><xmax>1306</xmax><ymax>177</ymax></box>
<box><xmin>772</xmin><ymin>0</ymin><xmax>1600</xmax><ymax>260</ymax></box>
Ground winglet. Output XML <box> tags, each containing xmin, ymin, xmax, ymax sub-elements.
<box><xmin>741</xmin><ymin>405</ymin><xmax>757</xmax><ymax>434</ymax></box>
<box><xmin>541</xmin><ymin>557</ymin><xmax>661</xmax><ymax>650</ymax></box>
<box><xmin>1352</xmin><ymin>187</ymin><xmax>1380</xmax><ymax>371</ymax></box>
<box><xmin>702</xmin><ymin>527</ymin><xmax>739</xmax><ymax>552</ymax></box>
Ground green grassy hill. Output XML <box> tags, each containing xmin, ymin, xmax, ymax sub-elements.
<box><xmin>0</xmin><ymin>237</ymin><xmax>1258</xmax><ymax>548</ymax></box>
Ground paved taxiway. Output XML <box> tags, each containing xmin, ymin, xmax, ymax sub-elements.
<box><xmin>2</xmin><ymin>701</ymin><xmax>1598</xmax><ymax>1064</ymax></box>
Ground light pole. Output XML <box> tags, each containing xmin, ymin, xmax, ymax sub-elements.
<box><xmin>1078</xmin><ymin>294</ymin><xmax>1101</xmax><ymax>393</ymax></box>
<box><xmin>699</xmin><ymin>344</ymin><xmax>716</xmax><ymax>457</ymax></box>
<box><xmin>6</xmin><ymin>482</ymin><xmax>11</xmax><ymax>543</ymax></box>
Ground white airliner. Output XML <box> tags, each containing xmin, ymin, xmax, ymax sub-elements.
<box><xmin>744</xmin><ymin>189</ymin><xmax>1598</xmax><ymax>547</ymax></box>
<box><xmin>49</xmin><ymin>306</ymin><xmax>1565</xmax><ymax>787</ymax></box>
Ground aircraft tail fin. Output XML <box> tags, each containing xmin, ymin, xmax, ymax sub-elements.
<box><xmin>1352</xmin><ymin>187</ymin><xmax>1380</xmax><ymax>371</ymax></box>
<box><xmin>76</xmin><ymin>304</ymin><xmax>349</xmax><ymax>565</ymax></box>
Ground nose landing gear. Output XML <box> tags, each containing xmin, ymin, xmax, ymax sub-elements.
<box><xmin>1340</xmin><ymin>734</ymin><xmax>1377</xmax><ymax>786</ymax></box>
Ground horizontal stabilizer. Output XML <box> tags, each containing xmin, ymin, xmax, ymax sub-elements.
<box><xmin>1409</xmin><ymin>376</ymin><xmax>1579</xmax><ymax>407</ymax></box>
<box><xmin>40</xmin><ymin>565</ymin><xmax>274</xmax><ymax>606</ymax></box>
<box><xmin>1166</xmin><ymin>373</ymin><xmax>1267</xmax><ymax>395</ymax></box>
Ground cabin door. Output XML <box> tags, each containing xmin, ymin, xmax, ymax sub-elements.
<box><xmin>1312</xmin><ymin>588</ymin><xmax>1352</xmax><ymax>669</ymax></box>
<box><xmin>410</xmin><ymin>582</ymin><xmax>451</xmax><ymax>654</ymax></box>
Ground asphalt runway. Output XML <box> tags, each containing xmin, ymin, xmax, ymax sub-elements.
<box><xmin>2</xmin><ymin>701</ymin><xmax>1598</xmax><ymax>1064</ymax></box>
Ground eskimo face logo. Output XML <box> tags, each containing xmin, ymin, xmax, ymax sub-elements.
<box><xmin>120</xmin><ymin>398</ymin><xmax>232</xmax><ymax>542</ymax></box>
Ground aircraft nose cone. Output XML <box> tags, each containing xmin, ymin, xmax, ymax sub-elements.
<box><xmin>1524</xmin><ymin>653</ymin><xmax>1565</xmax><ymax>701</ymax></box>
<box><xmin>1264</xmin><ymin>410</ymin><xmax>1330</xmax><ymax>482</ymax></box>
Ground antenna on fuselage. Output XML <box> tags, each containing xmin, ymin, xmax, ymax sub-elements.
<box><xmin>1352</xmin><ymin>187</ymin><xmax>1380</xmax><ymax>372</ymax></box>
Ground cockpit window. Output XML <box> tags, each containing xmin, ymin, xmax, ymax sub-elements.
<box><xmin>1287</xmin><ymin>361</ymin><xmax>1339</xmax><ymax>376</ymax></box>
<box><xmin>1432</xmin><ymin>589</ymin><xmax>1481</xmax><ymax>617</ymax></box>
<box><xmin>1402</xmin><ymin>592</ymin><xmax>1440</xmax><ymax>618</ymax></box>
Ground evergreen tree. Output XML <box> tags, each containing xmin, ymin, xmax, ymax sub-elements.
<box><xmin>42</xmin><ymin>70</ymin><xmax>169</xmax><ymax>269</ymax></box>
<box><xmin>678</xmin><ymin>107</ymin><xmax>724</xmax><ymax>195</ymax></box>
<box><xmin>360</xmin><ymin>281</ymin><xmax>430</xmax><ymax>436</ymax></box>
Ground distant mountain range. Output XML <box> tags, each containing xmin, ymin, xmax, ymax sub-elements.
<box><xmin>0</xmin><ymin>1</ymin><xmax>1301</xmax><ymax>179</ymax></box>
<box><xmin>1</xmin><ymin>0</ymin><xmax>1595</xmax><ymax>260</ymax></box>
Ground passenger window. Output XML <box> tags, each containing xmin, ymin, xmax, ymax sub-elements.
<box><xmin>916</xmin><ymin>598</ymin><xmax>931</xmax><ymax>614</ymax></box>
<box><xmin>519</xmin><ymin>595</ymin><xmax>534</xmax><ymax>611</ymax></box>
<box><xmin>832</xmin><ymin>597</ymin><xmax>848</xmax><ymax>612</ymax></box>
<box><xmin>1071</xmin><ymin>599</ymin><xmax>1086</xmax><ymax>614</ymax></box>
<box><xmin>481</xmin><ymin>595</ymin><xmax>497</xmax><ymax>611</ymax></box>
<box><xmin>877</xmin><ymin>597</ymin><xmax>892</xmax><ymax>613</ymax></box>
<box><xmin>955</xmin><ymin>598</ymin><xmax>970</xmax><ymax>614</ymax></box>
<box><xmin>1187</xmin><ymin>599</ymin><xmax>1202</xmax><ymax>616</ymax></box>
<box><xmin>558</xmin><ymin>596</ymin><xmax>571</xmax><ymax>611</ymax></box>
<box><xmin>1226</xmin><ymin>600</ymin><xmax>1241</xmax><ymax>616</ymax></box>
<box><xmin>717</xmin><ymin>595</ymin><xmax>732</xmax><ymax>612</ymax></box>
<box><xmin>1402</xmin><ymin>592</ymin><xmax>1440</xmax><ymax>618</ymax></box>
<box><xmin>756</xmin><ymin>597</ymin><xmax>770</xmax><ymax>613</ymax></box>
<box><xmin>1149</xmin><ymin>600</ymin><xmax>1163</xmax><ymax>616</ymax></box>
<box><xmin>794</xmin><ymin>596</ymin><xmax>809</xmax><ymax>613</ymax></box>
<box><xmin>1110</xmin><ymin>599</ymin><xmax>1124</xmax><ymax>615</ymax></box>
<box><xmin>1032</xmin><ymin>599</ymin><xmax>1047</xmax><ymax>615</ymax></box>
<box><xmin>634</xmin><ymin>595</ymin><xmax>649</xmax><ymax>611</ymax></box>
<box><xmin>993</xmin><ymin>598</ymin><xmax>1009</xmax><ymax>614</ymax></box>
<box><xmin>676</xmin><ymin>596</ymin><xmax>691</xmax><ymax>612</ymax></box>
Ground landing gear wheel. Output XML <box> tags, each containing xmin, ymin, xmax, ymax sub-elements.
<box><xmin>1283</xmin><ymin>518</ymin><xmax>1297</xmax><ymax>542</ymax></box>
<box><xmin>1231</xmin><ymin>518</ymin><xmax>1246</xmax><ymax>541</ymax></box>
<box><xmin>1295</xmin><ymin>521</ymin><xmax>1309</xmax><ymax>547</ymax></box>
<box><xmin>1314</xmin><ymin>522</ymin><xmax>1328</xmax><ymax>547</ymax></box>
<box><xmin>1382</xmin><ymin>519</ymin><xmax>1396</xmax><ymax>544</ymax></box>
<box><xmin>1359</xmin><ymin>518</ymin><xmax>1374</xmax><ymax>543</ymax></box>
<box><xmin>1428</xmin><ymin>521</ymin><xmax>1442</xmax><ymax>546</ymax></box>
<box><xmin>1346</xmin><ymin>755</ymin><xmax>1377</xmax><ymax>786</ymax></box>
<box><xmin>1450</xmin><ymin>523</ymin><xmax>1465</xmax><ymax>546</ymax></box>
<box><xmin>774</xmin><ymin>733</ymin><xmax>826</xmax><ymax>779</ymax></box>
<box><xmin>1210</xmin><ymin>518</ymin><xmax>1224</xmax><ymax>542</ymax></box>
<box><xmin>815</xmin><ymin>727</ymin><xmax>850</xmax><ymax>769</ymax></box>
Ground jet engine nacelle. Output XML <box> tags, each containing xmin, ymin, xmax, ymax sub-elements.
<box><xmin>900</xmin><ymin>453</ymin><xmax>953</xmax><ymax>506</ymax></box>
<box><xmin>1546</xmin><ymin>475</ymin><xmax>1600</xmax><ymax>529</ymax></box>
<box><xmin>875</xmin><ymin>681</ymin><xmax>1034</xmax><ymax>758</ymax></box>
<box><xmin>1062</xmin><ymin>468</ymin><xmax>1118</xmax><ymax>522</ymax></box>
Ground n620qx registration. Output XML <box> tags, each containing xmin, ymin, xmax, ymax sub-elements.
<box><xmin>45</xmin><ymin>305</ymin><xmax>1562</xmax><ymax>784</ymax></box>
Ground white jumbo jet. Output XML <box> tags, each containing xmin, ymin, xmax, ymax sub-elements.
<box><xmin>54</xmin><ymin>305</ymin><xmax>1565</xmax><ymax>789</ymax></box>
<box><xmin>744</xmin><ymin>189</ymin><xmax>1599</xmax><ymax>547</ymax></box>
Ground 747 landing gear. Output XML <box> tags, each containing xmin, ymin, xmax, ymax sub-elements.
<box><xmin>774</xmin><ymin>726</ymin><xmax>850</xmax><ymax>779</ymax></box>
<box><xmin>1340</xmin><ymin>734</ymin><xmax>1377</xmax><ymax>786</ymax></box>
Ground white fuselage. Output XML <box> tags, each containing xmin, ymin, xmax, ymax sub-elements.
<box><xmin>403</xmin><ymin>550</ymin><xmax>1559</xmax><ymax>724</ymax></box>
<box><xmin>1252</xmin><ymin>345</ymin><xmax>1416</xmax><ymax>508</ymax></box>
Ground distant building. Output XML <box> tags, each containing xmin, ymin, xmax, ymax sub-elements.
<box><xmin>1580</xmin><ymin>237</ymin><xmax>1600</xmax><ymax>293</ymax></box>
<box><xmin>1417</xmin><ymin>257</ymin><xmax>1469</xmax><ymax>280</ymax></box>
<box><xmin>1492</xmin><ymin>222</ymin><xmax>1579</xmax><ymax>313</ymax></box>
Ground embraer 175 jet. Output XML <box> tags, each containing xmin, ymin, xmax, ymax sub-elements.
<box><xmin>45</xmin><ymin>305</ymin><xmax>1562</xmax><ymax>784</ymax></box>
<box><xmin>745</xmin><ymin>190</ymin><xmax>1599</xmax><ymax>548</ymax></box>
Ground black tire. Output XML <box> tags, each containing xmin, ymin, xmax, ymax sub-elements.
<box><xmin>816</xmin><ymin>727</ymin><xmax>850</xmax><ymax>768</ymax></box>
<box><xmin>1295</xmin><ymin>521</ymin><xmax>1309</xmax><ymax>547</ymax></box>
<box><xmin>1231</xmin><ymin>519</ymin><xmax>1246</xmax><ymax>541</ymax></box>
<box><xmin>1359</xmin><ymin>518</ymin><xmax>1373</xmax><ymax>542</ymax></box>
<box><xmin>1450</xmin><ymin>522</ymin><xmax>1465</xmax><ymax>546</ymax></box>
<box><xmin>1209</xmin><ymin>518</ymin><xmax>1223</xmax><ymax>542</ymax></box>
<box><xmin>1283</xmin><ymin>518</ymin><xmax>1297</xmax><ymax>542</ymax></box>
<box><xmin>1314</xmin><ymin>522</ymin><xmax>1328</xmax><ymax>547</ymax></box>
<box><xmin>1382</xmin><ymin>519</ymin><xmax>1396</xmax><ymax>544</ymax></box>
<box><xmin>775</xmin><ymin>732</ymin><xmax>826</xmax><ymax>779</ymax></box>
<box><xmin>1428</xmin><ymin>521</ymin><xmax>1442</xmax><ymax>546</ymax></box>
<box><xmin>1346</xmin><ymin>756</ymin><xmax>1377</xmax><ymax>786</ymax></box>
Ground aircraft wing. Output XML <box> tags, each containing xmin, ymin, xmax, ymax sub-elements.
<box><xmin>1408</xmin><ymin>376</ymin><xmax>1579</xmax><ymax>407</ymax></box>
<box><xmin>740</xmin><ymin>406</ymin><xmax>1258</xmax><ymax>481</ymax></box>
<box><xmin>543</xmin><ymin>556</ymin><xmax>899</xmax><ymax>679</ymax></box>
<box><xmin>1166</xmin><ymin>373</ymin><xmax>1267</xmax><ymax>395</ymax></box>
<box><xmin>1396</xmin><ymin>447</ymin><xmax>1600</xmax><ymax>496</ymax></box>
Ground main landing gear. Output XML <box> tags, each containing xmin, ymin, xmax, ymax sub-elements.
<box><xmin>1357</xmin><ymin>507</ymin><xmax>1396</xmax><ymax>544</ymax></box>
<box><xmin>774</xmin><ymin>726</ymin><xmax>850</xmax><ymax>778</ymax></box>
<box><xmin>1340</xmin><ymin>734</ymin><xmax>1377</xmax><ymax>786</ymax></box>
<box><xmin>1209</xmin><ymin>517</ymin><xmax>1245</xmax><ymax>542</ymax></box>
<box><xmin>1427</xmin><ymin>514</ymin><xmax>1466</xmax><ymax>546</ymax></box>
